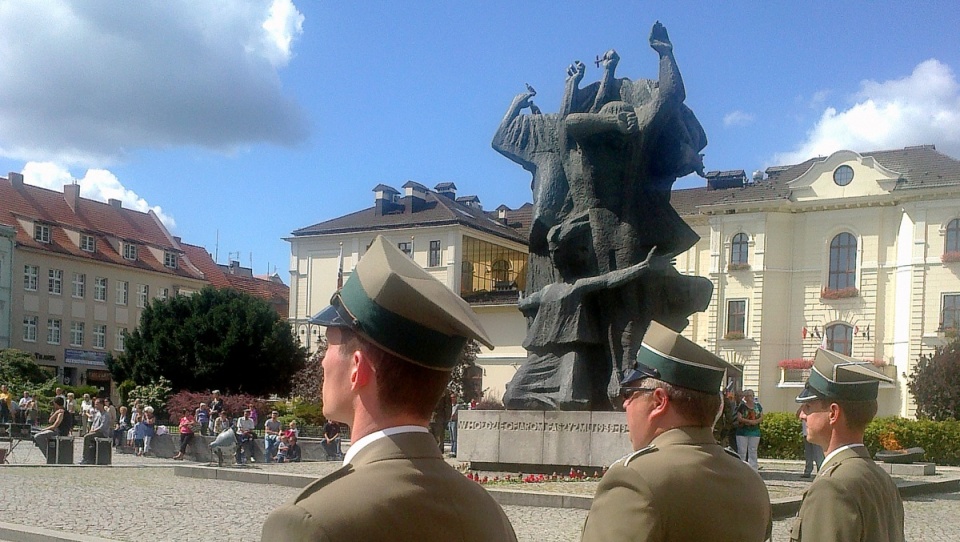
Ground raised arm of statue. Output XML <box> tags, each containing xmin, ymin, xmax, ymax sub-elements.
<box><xmin>491</xmin><ymin>86</ymin><xmax>542</xmax><ymax>166</ymax></box>
<box><xmin>559</xmin><ymin>61</ymin><xmax>586</xmax><ymax>117</ymax></box>
<box><xmin>649</xmin><ymin>21</ymin><xmax>685</xmax><ymax>107</ymax></box>
<box><xmin>564</xmin><ymin>102</ymin><xmax>639</xmax><ymax>139</ymax></box>
<box><xmin>590</xmin><ymin>50</ymin><xmax>620</xmax><ymax>113</ymax></box>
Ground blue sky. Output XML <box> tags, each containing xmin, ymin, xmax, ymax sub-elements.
<box><xmin>2</xmin><ymin>1</ymin><xmax>959</xmax><ymax>282</ymax></box>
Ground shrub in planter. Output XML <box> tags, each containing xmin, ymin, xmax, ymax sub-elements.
<box><xmin>777</xmin><ymin>359</ymin><xmax>814</xmax><ymax>370</ymax></box>
<box><xmin>723</xmin><ymin>331</ymin><xmax>746</xmax><ymax>340</ymax></box>
<box><xmin>757</xmin><ymin>411</ymin><xmax>804</xmax><ymax>460</ymax></box>
<box><xmin>941</xmin><ymin>251</ymin><xmax>960</xmax><ymax>263</ymax></box>
<box><xmin>865</xmin><ymin>417</ymin><xmax>960</xmax><ymax>466</ymax></box>
<box><xmin>821</xmin><ymin>286</ymin><xmax>859</xmax><ymax>299</ymax></box>
<box><xmin>728</xmin><ymin>262</ymin><xmax>751</xmax><ymax>271</ymax></box>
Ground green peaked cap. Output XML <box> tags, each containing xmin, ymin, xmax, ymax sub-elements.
<box><xmin>796</xmin><ymin>349</ymin><xmax>893</xmax><ymax>403</ymax></box>
<box><xmin>624</xmin><ymin>321</ymin><xmax>736</xmax><ymax>393</ymax></box>
<box><xmin>310</xmin><ymin>235</ymin><xmax>493</xmax><ymax>370</ymax></box>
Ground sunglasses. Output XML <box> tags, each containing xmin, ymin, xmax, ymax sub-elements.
<box><xmin>619</xmin><ymin>386</ymin><xmax>658</xmax><ymax>401</ymax></box>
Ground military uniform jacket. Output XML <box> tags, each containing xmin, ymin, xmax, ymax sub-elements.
<box><xmin>791</xmin><ymin>445</ymin><xmax>904</xmax><ymax>542</ymax></box>
<box><xmin>261</xmin><ymin>431</ymin><xmax>517</xmax><ymax>542</ymax></box>
<box><xmin>581</xmin><ymin>426</ymin><xmax>771</xmax><ymax>542</ymax></box>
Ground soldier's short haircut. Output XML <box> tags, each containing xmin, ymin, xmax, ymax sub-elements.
<box><xmin>838</xmin><ymin>399</ymin><xmax>878</xmax><ymax>431</ymax></box>
<box><xmin>648</xmin><ymin>378</ymin><xmax>723</xmax><ymax>427</ymax></box>
<box><xmin>343</xmin><ymin>330</ymin><xmax>451</xmax><ymax>420</ymax></box>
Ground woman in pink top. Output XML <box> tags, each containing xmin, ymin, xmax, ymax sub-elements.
<box><xmin>173</xmin><ymin>409</ymin><xmax>196</xmax><ymax>460</ymax></box>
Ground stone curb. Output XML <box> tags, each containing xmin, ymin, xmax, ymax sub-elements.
<box><xmin>0</xmin><ymin>521</ymin><xmax>116</xmax><ymax>542</ymax></box>
<box><xmin>172</xmin><ymin>464</ymin><xmax>960</xmax><ymax>518</ymax></box>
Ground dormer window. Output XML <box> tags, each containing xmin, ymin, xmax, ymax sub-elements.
<box><xmin>80</xmin><ymin>234</ymin><xmax>96</xmax><ymax>252</ymax></box>
<box><xmin>833</xmin><ymin>165</ymin><xmax>854</xmax><ymax>186</ymax></box>
<box><xmin>123</xmin><ymin>242</ymin><xmax>138</xmax><ymax>261</ymax></box>
<box><xmin>34</xmin><ymin>223</ymin><xmax>51</xmax><ymax>243</ymax></box>
<box><xmin>164</xmin><ymin>251</ymin><xmax>178</xmax><ymax>269</ymax></box>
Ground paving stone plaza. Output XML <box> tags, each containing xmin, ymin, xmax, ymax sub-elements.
<box><xmin>1</xmin><ymin>440</ymin><xmax>959</xmax><ymax>541</ymax></box>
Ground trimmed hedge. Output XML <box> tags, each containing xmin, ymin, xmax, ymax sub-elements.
<box><xmin>757</xmin><ymin>412</ymin><xmax>960</xmax><ymax>466</ymax></box>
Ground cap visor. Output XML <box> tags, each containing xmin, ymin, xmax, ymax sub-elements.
<box><xmin>620</xmin><ymin>362</ymin><xmax>660</xmax><ymax>386</ymax></box>
<box><xmin>795</xmin><ymin>386</ymin><xmax>822</xmax><ymax>403</ymax></box>
<box><xmin>308</xmin><ymin>303</ymin><xmax>351</xmax><ymax>327</ymax></box>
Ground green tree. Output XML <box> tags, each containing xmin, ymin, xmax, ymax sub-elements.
<box><xmin>0</xmin><ymin>348</ymin><xmax>56</xmax><ymax>395</ymax></box>
<box><xmin>909</xmin><ymin>340</ymin><xmax>960</xmax><ymax>420</ymax></box>
<box><xmin>107</xmin><ymin>287</ymin><xmax>306</xmax><ymax>395</ymax></box>
<box><xmin>447</xmin><ymin>340</ymin><xmax>482</xmax><ymax>404</ymax></box>
<box><xmin>289</xmin><ymin>338</ymin><xmax>327</xmax><ymax>403</ymax></box>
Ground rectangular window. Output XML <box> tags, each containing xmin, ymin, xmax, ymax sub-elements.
<box><xmin>123</xmin><ymin>242</ymin><xmax>138</xmax><ymax>261</ymax></box>
<box><xmin>397</xmin><ymin>242</ymin><xmax>412</xmax><ymax>257</ymax></box>
<box><xmin>942</xmin><ymin>294</ymin><xmax>960</xmax><ymax>332</ymax></box>
<box><xmin>72</xmin><ymin>273</ymin><xmax>86</xmax><ymax>298</ymax></box>
<box><xmin>70</xmin><ymin>321</ymin><xmax>84</xmax><ymax>347</ymax></box>
<box><xmin>34</xmin><ymin>223</ymin><xmax>50</xmax><ymax>243</ymax></box>
<box><xmin>726</xmin><ymin>300</ymin><xmax>747</xmax><ymax>335</ymax></box>
<box><xmin>164</xmin><ymin>251</ymin><xmax>178</xmax><ymax>269</ymax></box>
<box><xmin>93</xmin><ymin>324</ymin><xmax>106</xmax><ymax>349</ymax></box>
<box><xmin>80</xmin><ymin>234</ymin><xmax>96</xmax><ymax>252</ymax></box>
<box><xmin>116</xmin><ymin>281</ymin><xmax>128</xmax><ymax>305</ymax></box>
<box><xmin>137</xmin><ymin>284</ymin><xmax>149</xmax><ymax>308</ymax></box>
<box><xmin>47</xmin><ymin>318</ymin><xmax>61</xmax><ymax>345</ymax></box>
<box><xmin>23</xmin><ymin>316</ymin><xmax>37</xmax><ymax>342</ymax></box>
<box><xmin>429</xmin><ymin>240</ymin><xmax>442</xmax><ymax>267</ymax></box>
<box><xmin>48</xmin><ymin>269</ymin><xmax>63</xmax><ymax>295</ymax></box>
<box><xmin>24</xmin><ymin>265</ymin><xmax>39</xmax><ymax>291</ymax></box>
<box><xmin>116</xmin><ymin>327</ymin><xmax>127</xmax><ymax>352</ymax></box>
<box><xmin>94</xmin><ymin>277</ymin><xmax>107</xmax><ymax>301</ymax></box>
<box><xmin>157</xmin><ymin>287</ymin><xmax>169</xmax><ymax>301</ymax></box>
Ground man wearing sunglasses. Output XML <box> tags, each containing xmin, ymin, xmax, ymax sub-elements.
<box><xmin>791</xmin><ymin>349</ymin><xmax>903</xmax><ymax>541</ymax></box>
<box><xmin>582</xmin><ymin>321</ymin><xmax>771</xmax><ymax>541</ymax></box>
<box><xmin>261</xmin><ymin>236</ymin><xmax>516</xmax><ymax>542</ymax></box>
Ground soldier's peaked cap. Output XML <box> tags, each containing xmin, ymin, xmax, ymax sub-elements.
<box><xmin>622</xmin><ymin>321</ymin><xmax>736</xmax><ymax>393</ymax></box>
<box><xmin>309</xmin><ymin>235</ymin><xmax>493</xmax><ymax>370</ymax></box>
<box><xmin>796</xmin><ymin>349</ymin><xmax>893</xmax><ymax>403</ymax></box>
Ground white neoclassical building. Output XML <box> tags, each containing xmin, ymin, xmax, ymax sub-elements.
<box><xmin>287</xmin><ymin>145</ymin><xmax>960</xmax><ymax>416</ymax></box>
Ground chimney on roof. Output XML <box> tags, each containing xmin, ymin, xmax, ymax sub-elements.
<box><xmin>456</xmin><ymin>195</ymin><xmax>482</xmax><ymax>210</ymax></box>
<box><xmin>373</xmin><ymin>184</ymin><xmax>402</xmax><ymax>216</ymax></box>
<box><xmin>705</xmin><ymin>170</ymin><xmax>746</xmax><ymax>190</ymax></box>
<box><xmin>64</xmin><ymin>183</ymin><xmax>80</xmax><ymax>212</ymax></box>
<box><xmin>402</xmin><ymin>181</ymin><xmax>428</xmax><ymax>214</ymax></box>
<box><xmin>108</xmin><ymin>198</ymin><xmax>122</xmax><ymax>209</ymax></box>
<box><xmin>434</xmin><ymin>182</ymin><xmax>457</xmax><ymax>199</ymax></box>
<box><xmin>496</xmin><ymin>205</ymin><xmax>509</xmax><ymax>224</ymax></box>
<box><xmin>8</xmin><ymin>171</ymin><xmax>24</xmax><ymax>189</ymax></box>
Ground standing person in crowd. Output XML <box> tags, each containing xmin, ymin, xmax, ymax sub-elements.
<box><xmin>320</xmin><ymin>419</ymin><xmax>341</xmax><ymax>461</ymax></box>
<box><xmin>34</xmin><ymin>397</ymin><xmax>68</xmax><ymax>455</ymax></box>
<box><xmin>173</xmin><ymin>409</ymin><xmax>196</xmax><ymax>460</ymax></box>
<box><xmin>209</xmin><ymin>391</ymin><xmax>223</xmax><ymax>434</ymax></box>
<box><xmin>248</xmin><ymin>403</ymin><xmax>259</xmax><ymax>428</ymax></box>
<box><xmin>235</xmin><ymin>408</ymin><xmax>256</xmax><ymax>464</ymax></box>
<box><xmin>581</xmin><ymin>321</ymin><xmax>771</xmax><ymax>541</ymax></box>
<box><xmin>285</xmin><ymin>420</ymin><xmax>299</xmax><ymax>439</ymax></box>
<box><xmin>276</xmin><ymin>435</ymin><xmax>301</xmax><ymax>463</ymax></box>
<box><xmin>195</xmin><ymin>402</ymin><xmax>211</xmax><ymax>436</ymax></box>
<box><xmin>104</xmin><ymin>398</ymin><xmax>118</xmax><ymax>431</ymax></box>
<box><xmin>449</xmin><ymin>394</ymin><xmax>459</xmax><ymax>457</ymax></box>
<box><xmin>26</xmin><ymin>397</ymin><xmax>39</xmax><ymax>428</ymax></box>
<box><xmin>792</xmin><ymin>350</ymin><xmax>904</xmax><ymax>541</ymax></box>
<box><xmin>81</xmin><ymin>398</ymin><xmax>109</xmax><ymax>464</ymax></box>
<box><xmin>55</xmin><ymin>387</ymin><xmax>65</xmax><ymax>402</ymax></box>
<box><xmin>736</xmin><ymin>389</ymin><xmax>763</xmax><ymax>471</ymax></box>
<box><xmin>17</xmin><ymin>392</ymin><xmax>31</xmax><ymax>424</ymax></box>
<box><xmin>261</xmin><ymin>236</ymin><xmax>516</xmax><ymax>541</ymax></box>
<box><xmin>796</xmin><ymin>405</ymin><xmax>824</xmax><ymax>478</ymax></box>
<box><xmin>80</xmin><ymin>393</ymin><xmax>93</xmax><ymax>435</ymax></box>
<box><xmin>64</xmin><ymin>393</ymin><xmax>77</xmax><ymax>432</ymax></box>
<box><xmin>141</xmin><ymin>406</ymin><xmax>156</xmax><ymax>455</ymax></box>
<box><xmin>264</xmin><ymin>410</ymin><xmax>282</xmax><ymax>462</ymax></box>
<box><xmin>213</xmin><ymin>410</ymin><xmax>231</xmax><ymax>435</ymax></box>
<box><xmin>114</xmin><ymin>406</ymin><xmax>130</xmax><ymax>449</ymax></box>
<box><xmin>0</xmin><ymin>384</ymin><xmax>12</xmax><ymax>424</ymax></box>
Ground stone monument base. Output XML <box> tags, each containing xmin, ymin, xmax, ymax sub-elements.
<box><xmin>457</xmin><ymin>409</ymin><xmax>631</xmax><ymax>471</ymax></box>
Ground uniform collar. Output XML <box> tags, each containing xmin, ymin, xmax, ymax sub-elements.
<box><xmin>650</xmin><ymin>425</ymin><xmax>718</xmax><ymax>447</ymax></box>
<box><xmin>342</xmin><ymin>425</ymin><xmax>430</xmax><ymax>465</ymax></box>
<box><xmin>819</xmin><ymin>443</ymin><xmax>866</xmax><ymax>474</ymax></box>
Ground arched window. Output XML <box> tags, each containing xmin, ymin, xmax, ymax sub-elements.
<box><xmin>828</xmin><ymin>233</ymin><xmax>857</xmax><ymax>290</ymax></box>
<box><xmin>946</xmin><ymin>219</ymin><xmax>960</xmax><ymax>254</ymax></box>
<box><xmin>491</xmin><ymin>260</ymin><xmax>512</xmax><ymax>290</ymax></box>
<box><xmin>826</xmin><ymin>323</ymin><xmax>853</xmax><ymax>356</ymax></box>
<box><xmin>731</xmin><ymin>233</ymin><xmax>749</xmax><ymax>266</ymax></box>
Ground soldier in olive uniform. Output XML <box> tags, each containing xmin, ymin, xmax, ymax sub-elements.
<box><xmin>581</xmin><ymin>321</ymin><xmax>772</xmax><ymax>542</ymax></box>
<box><xmin>261</xmin><ymin>236</ymin><xmax>517</xmax><ymax>542</ymax></box>
<box><xmin>792</xmin><ymin>349</ymin><xmax>904</xmax><ymax>542</ymax></box>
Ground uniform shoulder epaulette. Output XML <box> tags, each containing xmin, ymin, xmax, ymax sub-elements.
<box><xmin>620</xmin><ymin>444</ymin><xmax>657</xmax><ymax>467</ymax></box>
<box><xmin>294</xmin><ymin>464</ymin><xmax>354</xmax><ymax>503</ymax></box>
<box><xmin>819</xmin><ymin>463</ymin><xmax>841</xmax><ymax>477</ymax></box>
<box><xmin>723</xmin><ymin>446</ymin><xmax>741</xmax><ymax>459</ymax></box>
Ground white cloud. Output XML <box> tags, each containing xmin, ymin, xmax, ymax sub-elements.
<box><xmin>775</xmin><ymin>59</ymin><xmax>960</xmax><ymax>165</ymax></box>
<box><xmin>0</xmin><ymin>1</ymin><xmax>308</xmax><ymax>167</ymax></box>
<box><xmin>723</xmin><ymin>110</ymin><xmax>755</xmax><ymax>127</ymax></box>
<box><xmin>22</xmin><ymin>162</ymin><xmax>176</xmax><ymax>228</ymax></box>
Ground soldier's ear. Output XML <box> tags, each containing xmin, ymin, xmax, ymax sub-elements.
<box><xmin>351</xmin><ymin>349</ymin><xmax>374</xmax><ymax>391</ymax></box>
